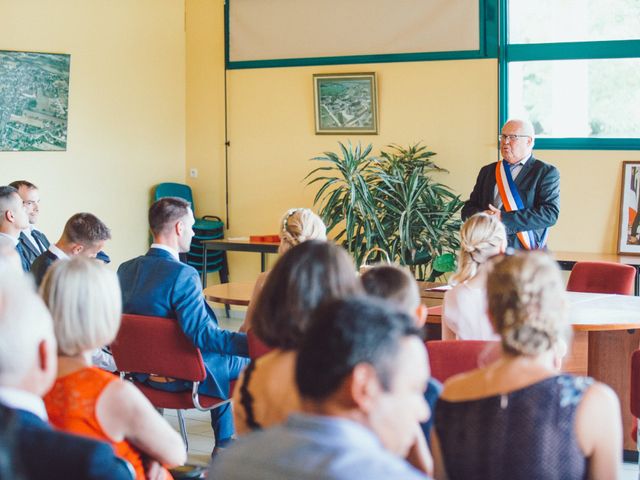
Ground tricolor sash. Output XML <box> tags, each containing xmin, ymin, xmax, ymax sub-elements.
<box><xmin>495</xmin><ymin>160</ymin><xmax>548</xmax><ymax>250</ymax></box>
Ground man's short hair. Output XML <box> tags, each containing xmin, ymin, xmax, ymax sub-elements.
<box><xmin>148</xmin><ymin>197</ymin><xmax>191</xmax><ymax>236</ymax></box>
<box><xmin>0</xmin><ymin>186</ymin><xmax>20</xmax><ymax>219</ymax></box>
<box><xmin>8</xmin><ymin>180</ymin><xmax>37</xmax><ymax>191</ymax></box>
<box><xmin>0</xmin><ymin>265</ymin><xmax>54</xmax><ymax>385</ymax></box>
<box><xmin>361</xmin><ymin>264</ymin><xmax>421</xmax><ymax>314</ymax></box>
<box><xmin>295</xmin><ymin>296</ymin><xmax>419</xmax><ymax>401</ymax></box>
<box><xmin>62</xmin><ymin>213</ymin><xmax>111</xmax><ymax>246</ymax></box>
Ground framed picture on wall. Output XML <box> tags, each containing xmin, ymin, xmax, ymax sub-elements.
<box><xmin>313</xmin><ymin>73</ymin><xmax>378</xmax><ymax>134</ymax></box>
<box><xmin>0</xmin><ymin>50</ymin><xmax>70</xmax><ymax>151</ymax></box>
<box><xmin>617</xmin><ymin>161</ymin><xmax>640</xmax><ymax>254</ymax></box>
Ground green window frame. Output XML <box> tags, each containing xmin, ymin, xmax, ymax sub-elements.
<box><xmin>498</xmin><ymin>0</ymin><xmax>640</xmax><ymax>150</ymax></box>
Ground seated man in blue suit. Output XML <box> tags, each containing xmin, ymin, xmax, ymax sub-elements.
<box><xmin>117</xmin><ymin>197</ymin><xmax>249</xmax><ymax>449</ymax></box>
<box><xmin>0</xmin><ymin>262</ymin><xmax>133</xmax><ymax>480</ymax></box>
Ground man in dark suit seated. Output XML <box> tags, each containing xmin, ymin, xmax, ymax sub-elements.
<box><xmin>0</xmin><ymin>186</ymin><xmax>31</xmax><ymax>271</ymax></box>
<box><xmin>461</xmin><ymin>119</ymin><xmax>560</xmax><ymax>250</ymax></box>
<box><xmin>117</xmin><ymin>197</ymin><xmax>249</xmax><ymax>449</ymax></box>
<box><xmin>31</xmin><ymin>212</ymin><xmax>111</xmax><ymax>287</ymax></box>
<box><xmin>0</xmin><ymin>262</ymin><xmax>133</xmax><ymax>480</ymax></box>
<box><xmin>9</xmin><ymin>181</ymin><xmax>51</xmax><ymax>269</ymax></box>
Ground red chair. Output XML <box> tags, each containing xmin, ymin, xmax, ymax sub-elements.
<box><xmin>426</xmin><ymin>340</ymin><xmax>500</xmax><ymax>383</ymax></box>
<box><xmin>111</xmin><ymin>314</ymin><xmax>230</xmax><ymax>450</ymax></box>
<box><xmin>566</xmin><ymin>261</ymin><xmax>636</xmax><ymax>295</ymax></box>
<box><xmin>247</xmin><ymin>329</ymin><xmax>273</xmax><ymax>360</ymax></box>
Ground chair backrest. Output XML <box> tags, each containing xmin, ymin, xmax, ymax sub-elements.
<box><xmin>631</xmin><ymin>350</ymin><xmax>640</xmax><ymax>417</ymax></box>
<box><xmin>426</xmin><ymin>340</ymin><xmax>500</xmax><ymax>383</ymax></box>
<box><xmin>566</xmin><ymin>261</ymin><xmax>636</xmax><ymax>295</ymax></box>
<box><xmin>154</xmin><ymin>182</ymin><xmax>195</xmax><ymax>210</ymax></box>
<box><xmin>247</xmin><ymin>329</ymin><xmax>273</xmax><ymax>360</ymax></box>
<box><xmin>111</xmin><ymin>314</ymin><xmax>206</xmax><ymax>382</ymax></box>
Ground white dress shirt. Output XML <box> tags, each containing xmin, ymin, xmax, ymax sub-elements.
<box><xmin>0</xmin><ymin>386</ymin><xmax>48</xmax><ymax>420</ymax></box>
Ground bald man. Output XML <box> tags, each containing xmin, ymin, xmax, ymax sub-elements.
<box><xmin>461</xmin><ymin>119</ymin><xmax>560</xmax><ymax>250</ymax></box>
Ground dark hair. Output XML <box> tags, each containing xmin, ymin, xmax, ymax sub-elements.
<box><xmin>148</xmin><ymin>197</ymin><xmax>190</xmax><ymax>236</ymax></box>
<box><xmin>252</xmin><ymin>240</ymin><xmax>361</xmax><ymax>350</ymax></box>
<box><xmin>0</xmin><ymin>186</ymin><xmax>18</xmax><ymax>202</ymax></box>
<box><xmin>0</xmin><ymin>187</ymin><xmax>19</xmax><ymax>214</ymax></box>
<box><xmin>62</xmin><ymin>213</ymin><xmax>111</xmax><ymax>245</ymax></box>
<box><xmin>295</xmin><ymin>296</ymin><xmax>419</xmax><ymax>401</ymax></box>
<box><xmin>361</xmin><ymin>264</ymin><xmax>420</xmax><ymax>314</ymax></box>
<box><xmin>8</xmin><ymin>180</ymin><xmax>36</xmax><ymax>191</ymax></box>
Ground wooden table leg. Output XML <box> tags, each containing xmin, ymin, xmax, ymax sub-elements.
<box><xmin>587</xmin><ymin>329</ymin><xmax>640</xmax><ymax>452</ymax></box>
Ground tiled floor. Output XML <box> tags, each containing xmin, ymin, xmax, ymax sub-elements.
<box><xmin>169</xmin><ymin>306</ymin><xmax>640</xmax><ymax>477</ymax></box>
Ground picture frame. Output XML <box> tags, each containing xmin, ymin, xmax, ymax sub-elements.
<box><xmin>0</xmin><ymin>49</ymin><xmax>70</xmax><ymax>151</ymax></box>
<box><xmin>313</xmin><ymin>73</ymin><xmax>378</xmax><ymax>135</ymax></box>
<box><xmin>617</xmin><ymin>161</ymin><xmax>640</xmax><ymax>255</ymax></box>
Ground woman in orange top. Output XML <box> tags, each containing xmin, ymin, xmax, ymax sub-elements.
<box><xmin>41</xmin><ymin>257</ymin><xmax>186</xmax><ymax>479</ymax></box>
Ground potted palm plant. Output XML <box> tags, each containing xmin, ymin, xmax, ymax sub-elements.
<box><xmin>306</xmin><ymin>142</ymin><xmax>462</xmax><ymax>280</ymax></box>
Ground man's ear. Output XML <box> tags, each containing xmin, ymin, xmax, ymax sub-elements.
<box><xmin>37</xmin><ymin>340</ymin><xmax>50</xmax><ymax>373</ymax></box>
<box><xmin>349</xmin><ymin>363</ymin><xmax>381</xmax><ymax>413</ymax></box>
<box><xmin>175</xmin><ymin>220</ymin><xmax>184</xmax><ymax>236</ymax></box>
<box><xmin>70</xmin><ymin>243</ymin><xmax>84</xmax><ymax>256</ymax></box>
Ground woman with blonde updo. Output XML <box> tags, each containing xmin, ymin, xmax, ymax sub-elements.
<box><xmin>240</xmin><ymin>208</ymin><xmax>326</xmax><ymax>332</ymax></box>
<box><xmin>442</xmin><ymin>213</ymin><xmax>506</xmax><ymax>340</ymax></box>
<box><xmin>433</xmin><ymin>252</ymin><xmax>621</xmax><ymax>480</ymax></box>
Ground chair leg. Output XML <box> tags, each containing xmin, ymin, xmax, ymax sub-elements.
<box><xmin>177</xmin><ymin>409</ymin><xmax>189</xmax><ymax>452</ymax></box>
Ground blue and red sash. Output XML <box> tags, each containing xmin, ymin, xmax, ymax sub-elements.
<box><xmin>495</xmin><ymin>160</ymin><xmax>548</xmax><ymax>250</ymax></box>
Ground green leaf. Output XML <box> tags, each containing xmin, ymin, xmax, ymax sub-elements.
<box><xmin>432</xmin><ymin>253</ymin><xmax>457</xmax><ymax>273</ymax></box>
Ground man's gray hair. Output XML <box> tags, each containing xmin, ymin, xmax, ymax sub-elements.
<box><xmin>0</xmin><ymin>265</ymin><xmax>54</xmax><ymax>385</ymax></box>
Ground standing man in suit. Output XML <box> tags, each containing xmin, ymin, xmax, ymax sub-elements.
<box><xmin>0</xmin><ymin>262</ymin><xmax>133</xmax><ymax>480</ymax></box>
<box><xmin>461</xmin><ymin>119</ymin><xmax>560</xmax><ymax>250</ymax></box>
<box><xmin>0</xmin><ymin>186</ymin><xmax>31</xmax><ymax>271</ymax></box>
<box><xmin>117</xmin><ymin>197</ymin><xmax>249</xmax><ymax>450</ymax></box>
<box><xmin>31</xmin><ymin>212</ymin><xmax>111</xmax><ymax>287</ymax></box>
<box><xmin>9</xmin><ymin>181</ymin><xmax>50</xmax><ymax>267</ymax></box>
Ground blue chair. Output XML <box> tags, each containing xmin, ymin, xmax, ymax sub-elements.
<box><xmin>154</xmin><ymin>182</ymin><xmax>229</xmax><ymax>289</ymax></box>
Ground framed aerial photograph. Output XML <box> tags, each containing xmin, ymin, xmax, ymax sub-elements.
<box><xmin>0</xmin><ymin>50</ymin><xmax>70</xmax><ymax>152</ymax></box>
<box><xmin>617</xmin><ymin>161</ymin><xmax>640</xmax><ymax>254</ymax></box>
<box><xmin>313</xmin><ymin>73</ymin><xmax>378</xmax><ymax>135</ymax></box>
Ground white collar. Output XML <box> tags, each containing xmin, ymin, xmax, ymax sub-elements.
<box><xmin>0</xmin><ymin>386</ymin><xmax>48</xmax><ymax>421</ymax></box>
<box><xmin>49</xmin><ymin>244</ymin><xmax>70</xmax><ymax>260</ymax></box>
<box><xmin>0</xmin><ymin>232</ymin><xmax>19</xmax><ymax>246</ymax></box>
<box><xmin>150</xmin><ymin>243</ymin><xmax>180</xmax><ymax>261</ymax></box>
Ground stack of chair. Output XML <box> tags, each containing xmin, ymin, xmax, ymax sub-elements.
<box><xmin>154</xmin><ymin>182</ymin><xmax>228</xmax><ymax>285</ymax></box>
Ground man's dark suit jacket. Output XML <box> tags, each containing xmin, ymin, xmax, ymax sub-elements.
<box><xmin>461</xmin><ymin>156</ymin><xmax>560</xmax><ymax>249</ymax></box>
<box><xmin>31</xmin><ymin>249</ymin><xmax>59</xmax><ymax>287</ymax></box>
<box><xmin>117</xmin><ymin>248</ymin><xmax>249</xmax><ymax>398</ymax></box>
<box><xmin>1</xmin><ymin>404</ymin><xmax>133</xmax><ymax>480</ymax></box>
<box><xmin>18</xmin><ymin>230</ymin><xmax>50</xmax><ymax>271</ymax></box>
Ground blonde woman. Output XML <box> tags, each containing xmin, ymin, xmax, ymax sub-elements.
<box><xmin>240</xmin><ymin>208</ymin><xmax>326</xmax><ymax>332</ymax></box>
<box><xmin>433</xmin><ymin>252</ymin><xmax>621</xmax><ymax>480</ymax></box>
<box><xmin>41</xmin><ymin>257</ymin><xmax>186</xmax><ymax>480</ymax></box>
<box><xmin>441</xmin><ymin>213</ymin><xmax>506</xmax><ymax>340</ymax></box>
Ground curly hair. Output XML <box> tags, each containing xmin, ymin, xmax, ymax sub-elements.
<box><xmin>487</xmin><ymin>251</ymin><xmax>569</xmax><ymax>356</ymax></box>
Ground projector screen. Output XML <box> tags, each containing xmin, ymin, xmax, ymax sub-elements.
<box><xmin>228</xmin><ymin>0</ymin><xmax>481</xmax><ymax>63</ymax></box>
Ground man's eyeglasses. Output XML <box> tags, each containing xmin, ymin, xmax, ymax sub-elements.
<box><xmin>499</xmin><ymin>134</ymin><xmax>530</xmax><ymax>143</ymax></box>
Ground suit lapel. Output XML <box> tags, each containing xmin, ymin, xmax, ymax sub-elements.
<box><xmin>513</xmin><ymin>156</ymin><xmax>536</xmax><ymax>188</ymax></box>
<box><xmin>19</xmin><ymin>232</ymin><xmax>39</xmax><ymax>258</ymax></box>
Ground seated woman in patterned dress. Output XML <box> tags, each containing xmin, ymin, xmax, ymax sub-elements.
<box><xmin>41</xmin><ymin>257</ymin><xmax>186</xmax><ymax>480</ymax></box>
<box><xmin>433</xmin><ymin>251</ymin><xmax>622</xmax><ymax>480</ymax></box>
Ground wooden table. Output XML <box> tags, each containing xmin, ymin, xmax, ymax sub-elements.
<box><xmin>424</xmin><ymin>290</ymin><xmax>640</xmax><ymax>451</ymax></box>
<box><xmin>203</xmin><ymin>282</ymin><xmax>255</xmax><ymax>306</ymax></box>
<box><xmin>201</xmin><ymin>239</ymin><xmax>279</xmax><ymax>287</ymax></box>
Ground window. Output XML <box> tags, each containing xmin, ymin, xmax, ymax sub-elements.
<box><xmin>500</xmin><ymin>0</ymin><xmax>640</xmax><ymax>149</ymax></box>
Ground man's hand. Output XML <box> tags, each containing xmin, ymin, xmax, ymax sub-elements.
<box><xmin>143</xmin><ymin>459</ymin><xmax>166</xmax><ymax>480</ymax></box>
<box><xmin>485</xmin><ymin>204</ymin><xmax>502</xmax><ymax>221</ymax></box>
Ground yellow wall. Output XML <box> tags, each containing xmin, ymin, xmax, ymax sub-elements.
<box><xmin>186</xmin><ymin>4</ymin><xmax>640</xmax><ymax>284</ymax></box>
<box><xmin>0</xmin><ymin>0</ymin><xmax>186</xmax><ymax>266</ymax></box>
